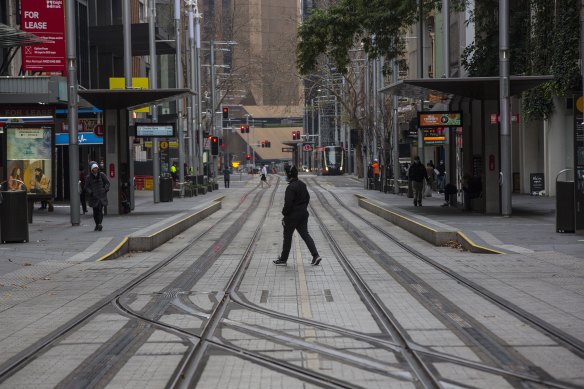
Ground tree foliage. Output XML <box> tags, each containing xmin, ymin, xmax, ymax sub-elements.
<box><xmin>462</xmin><ymin>0</ymin><xmax>581</xmax><ymax>120</ymax></box>
<box><xmin>297</xmin><ymin>0</ymin><xmax>431</xmax><ymax>75</ymax></box>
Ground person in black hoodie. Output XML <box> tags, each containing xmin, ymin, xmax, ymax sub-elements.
<box><xmin>274</xmin><ymin>166</ymin><xmax>322</xmax><ymax>266</ymax></box>
<box><xmin>408</xmin><ymin>156</ymin><xmax>428</xmax><ymax>206</ymax></box>
<box><xmin>85</xmin><ymin>161</ymin><xmax>110</xmax><ymax>231</ymax></box>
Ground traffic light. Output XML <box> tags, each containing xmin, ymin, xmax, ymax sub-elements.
<box><xmin>240</xmin><ymin>125</ymin><xmax>250</xmax><ymax>134</ymax></box>
<box><xmin>245</xmin><ymin>153</ymin><xmax>251</xmax><ymax>160</ymax></box>
<box><xmin>245</xmin><ymin>125</ymin><xmax>250</xmax><ymax>133</ymax></box>
<box><xmin>222</xmin><ymin>107</ymin><xmax>229</xmax><ymax>119</ymax></box>
<box><xmin>219</xmin><ymin>138</ymin><xmax>224</xmax><ymax>148</ymax></box>
<box><xmin>261</xmin><ymin>141</ymin><xmax>265</xmax><ymax>148</ymax></box>
<box><xmin>292</xmin><ymin>131</ymin><xmax>301</xmax><ymax>140</ymax></box>
<box><xmin>266</xmin><ymin>140</ymin><xmax>271</xmax><ymax>148</ymax></box>
<box><xmin>211</xmin><ymin>136</ymin><xmax>219</xmax><ymax>155</ymax></box>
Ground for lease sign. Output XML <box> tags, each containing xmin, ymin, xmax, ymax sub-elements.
<box><xmin>21</xmin><ymin>0</ymin><xmax>66</xmax><ymax>73</ymax></box>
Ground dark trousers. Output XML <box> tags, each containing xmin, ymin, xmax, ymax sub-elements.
<box><xmin>224</xmin><ymin>179</ymin><xmax>230</xmax><ymax>188</ymax></box>
<box><xmin>280</xmin><ymin>211</ymin><xmax>319</xmax><ymax>262</ymax></box>
<box><xmin>80</xmin><ymin>192</ymin><xmax>88</xmax><ymax>213</ymax></box>
<box><xmin>92</xmin><ymin>204</ymin><xmax>104</xmax><ymax>226</ymax></box>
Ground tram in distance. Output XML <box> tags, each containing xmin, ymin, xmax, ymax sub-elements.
<box><xmin>312</xmin><ymin>145</ymin><xmax>345</xmax><ymax>175</ymax></box>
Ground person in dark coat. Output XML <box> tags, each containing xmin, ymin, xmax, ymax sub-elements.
<box><xmin>408</xmin><ymin>156</ymin><xmax>428</xmax><ymax>206</ymax></box>
<box><xmin>274</xmin><ymin>166</ymin><xmax>322</xmax><ymax>266</ymax></box>
<box><xmin>223</xmin><ymin>166</ymin><xmax>231</xmax><ymax>188</ymax></box>
<box><xmin>85</xmin><ymin>162</ymin><xmax>110</xmax><ymax>231</ymax></box>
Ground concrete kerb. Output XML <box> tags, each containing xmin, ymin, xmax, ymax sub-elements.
<box><xmin>355</xmin><ymin>194</ymin><xmax>502</xmax><ymax>254</ymax></box>
<box><xmin>96</xmin><ymin>197</ymin><xmax>224</xmax><ymax>262</ymax></box>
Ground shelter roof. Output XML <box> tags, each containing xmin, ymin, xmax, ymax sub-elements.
<box><xmin>78</xmin><ymin>89</ymin><xmax>192</xmax><ymax>110</ymax></box>
<box><xmin>380</xmin><ymin>76</ymin><xmax>553</xmax><ymax>100</ymax></box>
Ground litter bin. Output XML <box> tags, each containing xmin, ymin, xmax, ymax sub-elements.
<box><xmin>159</xmin><ymin>176</ymin><xmax>173</xmax><ymax>202</ymax></box>
<box><xmin>556</xmin><ymin>181</ymin><xmax>575</xmax><ymax>233</ymax></box>
<box><xmin>1</xmin><ymin>180</ymin><xmax>29</xmax><ymax>243</ymax></box>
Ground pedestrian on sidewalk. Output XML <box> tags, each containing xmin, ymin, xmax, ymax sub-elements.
<box><xmin>85</xmin><ymin>162</ymin><xmax>110</xmax><ymax>231</ymax></box>
<box><xmin>408</xmin><ymin>156</ymin><xmax>428</xmax><ymax>206</ymax></box>
<box><xmin>436</xmin><ymin>160</ymin><xmax>446</xmax><ymax>193</ymax></box>
<box><xmin>79</xmin><ymin>166</ymin><xmax>88</xmax><ymax>214</ymax></box>
<box><xmin>223</xmin><ymin>166</ymin><xmax>231</xmax><ymax>188</ymax></box>
<box><xmin>425</xmin><ymin>162</ymin><xmax>435</xmax><ymax>197</ymax></box>
<box><xmin>260</xmin><ymin>164</ymin><xmax>271</xmax><ymax>188</ymax></box>
<box><xmin>441</xmin><ymin>183</ymin><xmax>458</xmax><ymax>207</ymax></box>
<box><xmin>274</xmin><ymin>166</ymin><xmax>322</xmax><ymax>266</ymax></box>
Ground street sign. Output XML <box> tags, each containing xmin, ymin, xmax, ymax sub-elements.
<box><xmin>282</xmin><ymin>147</ymin><xmax>294</xmax><ymax>152</ymax></box>
<box><xmin>303</xmin><ymin>144</ymin><xmax>312</xmax><ymax>152</ymax></box>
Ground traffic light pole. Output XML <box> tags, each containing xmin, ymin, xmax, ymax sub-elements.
<box><xmin>175</xmin><ymin>0</ymin><xmax>184</xmax><ymax>197</ymax></box>
<box><xmin>149</xmin><ymin>0</ymin><xmax>160</xmax><ymax>203</ymax></box>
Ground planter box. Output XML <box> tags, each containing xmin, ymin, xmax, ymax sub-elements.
<box><xmin>207</xmin><ymin>184</ymin><xmax>213</xmax><ymax>192</ymax></box>
<box><xmin>213</xmin><ymin>183</ymin><xmax>219</xmax><ymax>190</ymax></box>
<box><xmin>198</xmin><ymin>186</ymin><xmax>207</xmax><ymax>195</ymax></box>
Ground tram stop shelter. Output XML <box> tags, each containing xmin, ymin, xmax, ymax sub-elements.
<box><xmin>78</xmin><ymin>88</ymin><xmax>191</xmax><ymax>215</ymax></box>
<box><xmin>380</xmin><ymin>75</ymin><xmax>553</xmax><ymax>215</ymax></box>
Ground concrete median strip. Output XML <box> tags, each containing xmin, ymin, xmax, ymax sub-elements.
<box><xmin>96</xmin><ymin>197</ymin><xmax>224</xmax><ymax>262</ymax></box>
<box><xmin>355</xmin><ymin>195</ymin><xmax>502</xmax><ymax>254</ymax></box>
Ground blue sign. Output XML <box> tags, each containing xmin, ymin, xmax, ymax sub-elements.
<box><xmin>55</xmin><ymin>132</ymin><xmax>103</xmax><ymax>146</ymax></box>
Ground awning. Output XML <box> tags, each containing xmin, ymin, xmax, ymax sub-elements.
<box><xmin>89</xmin><ymin>23</ymin><xmax>176</xmax><ymax>56</ymax></box>
<box><xmin>78</xmin><ymin>89</ymin><xmax>193</xmax><ymax>110</ymax></box>
<box><xmin>380</xmin><ymin>76</ymin><xmax>554</xmax><ymax>100</ymax></box>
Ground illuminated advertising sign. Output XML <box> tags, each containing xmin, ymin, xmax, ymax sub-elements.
<box><xmin>6</xmin><ymin>126</ymin><xmax>53</xmax><ymax>195</ymax></box>
<box><xmin>21</xmin><ymin>0</ymin><xmax>66</xmax><ymax>73</ymax></box>
<box><xmin>423</xmin><ymin>128</ymin><xmax>447</xmax><ymax>145</ymax></box>
<box><xmin>418</xmin><ymin>112</ymin><xmax>462</xmax><ymax>127</ymax></box>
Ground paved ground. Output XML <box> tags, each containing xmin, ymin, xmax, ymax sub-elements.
<box><xmin>0</xmin><ymin>172</ymin><xmax>582</xmax><ymax>388</ymax></box>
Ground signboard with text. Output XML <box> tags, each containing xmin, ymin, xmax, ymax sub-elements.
<box><xmin>21</xmin><ymin>0</ymin><xmax>66</xmax><ymax>73</ymax></box>
<box><xmin>418</xmin><ymin>111</ymin><xmax>462</xmax><ymax>127</ymax></box>
<box><xmin>423</xmin><ymin>128</ymin><xmax>447</xmax><ymax>145</ymax></box>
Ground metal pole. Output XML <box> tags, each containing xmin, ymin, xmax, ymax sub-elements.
<box><xmin>418</xmin><ymin>0</ymin><xmax>425</xmax><ymax>163</ymax></box>
<box><xmin>185</xmin><ymin>3</ymin><xmax>194</xmax><ymax>176</ymax></box>
<box><xmin>175</xmin><ymin>0</ymin><xmax>184</xmax><ymax>196</ymax></box>
<box><xmin>246</xmin><ymin>115</ymin><xmax>250</xmax><ymax>164</ymax></box>
<box><xmin>149</xmin><ymin>0</ymin><xmax>160</xmax><ymax>203</ymax></box>
<box><xmin>123</xmin><ymin>0</ymin><xmax>135</xmax><ymax>210</ymax></box>
<box><xmin>187</xmin><ymin>2</ymin><xmax>197</xmax><ymax>173</ymax></box>
<box><xmin>210</xmin><ymin>41</ymin><xmax>216</xmax><ymax>178</ymax></box>
<box><xmin>499</xmin><ymin>0</ymin><xmax>511</xmax><ymax>216</ymax></box>
<box><xmin>66</xmin><ymin>0</ymin><xmax>79</xmax><ymax>225</ymax></box>
<box><xmin>195</xmin><ymin>12</ymin><xmax>203</xmax><ymax>175</ymax></box>
<box><xmin>392</xmin><ymin>59</ymin><xmax>400</xmax><ymax>194</ymax></box>
<box><xmin>443</xmin><ymin>0</ymin><xmax>450</xmax><ymax>77</ymax></box>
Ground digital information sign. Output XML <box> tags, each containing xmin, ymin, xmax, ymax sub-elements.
<box><xmin>135</xmin><ymin>124</ymin><xmax>175</xmax><ymax>138</ymax></box>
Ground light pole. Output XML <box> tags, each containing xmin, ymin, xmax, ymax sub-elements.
<box><xmin>149</xmin><ymin>0</ymin><xmax>160</xmax><ymax>203</ymax></box>
<box><xmin>66</xmin><ymin>0</ymin><xmax>79</xmax><ymax>225</ymax></box>
<box><xmin>175</xmin><ymin>0</ymin><xmax>184</xmax><ymax>196</ymax></box>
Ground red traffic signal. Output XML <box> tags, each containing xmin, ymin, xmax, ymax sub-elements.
<box><xmin>292</xmin><ymin>131</ymin><xmax>301</xmax><ymax>140</ymax></box>
<box><xmin>245</xmin><ymin>153</ymin><xmax>251</xmax><ymax>160</ymax></box>
<box><xmin>240</xmin><ymin>125</ymin><xmax>250</xmax><ymax>133</ymax></box>
<box><xmin>222</xmin><ymin>107</ymin><xmax>229</xmax><ymax>119</ymax></box>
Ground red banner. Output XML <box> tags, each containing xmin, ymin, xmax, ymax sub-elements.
<box><xmin>21</xmin><ymin>0</ymin><xmax>66</xmax><ymax>73</ymax></box>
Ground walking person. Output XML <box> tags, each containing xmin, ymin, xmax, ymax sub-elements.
<box><xmin>85</xmin><ymin>162</ymin><xmax>110</xmax><ymax>231</ymax></box>
<box><xmin>408</xmin><ymin>156</ymin><xmax>428</xmax><ymax>206</ymax></box>
<box><xmin>274</xmin><ymin>166</ymin><xmax>322</xmax><ymax>266</ymax></box>
<box><xmin>436</xmin><ymin>160</ymin><xmax>446</xmax><ymax>193</ymax></box>
<box><xmin>223</xmin><ymin>166</ymin><xmax>231</xmax><ymax>188</ymax></box>
<box><xmin>425</xmin><ymin>162</ymin><xmax>435</xmax><ymax>197</ymax></box>
<box><xmin>260</xmin><ymin>164</ymin><xmax>271</xmax><ymax>188</ymax></box>
<box><xmin>79</xmin><ymin>166</ymin><xmax>88</xmax><ymax>214</ymax></box>
<box><xmin>371</xmin><ymin>159</ymin><xmax>380</xmax><ymax>190</ymax></box>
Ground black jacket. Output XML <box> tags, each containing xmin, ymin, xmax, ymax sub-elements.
<box><xmin>282</xmin><ymin>178</ymin><xmax>310</xmax><ymax>217</ymax></box>
<box><xmin>408</xmin><ymin>161</ymin><xmax>428</xmax><ymax>182</ymax></box>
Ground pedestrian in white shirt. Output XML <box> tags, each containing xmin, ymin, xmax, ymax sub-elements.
<box><xmin>260</xmin><ymin>165</ymin><xmax>271</xmax><ymax>188</ymax></box>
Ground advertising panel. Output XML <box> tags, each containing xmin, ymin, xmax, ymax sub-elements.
<box><xmin>423</xmin><ymin>128</ymin><xmax>447</xmax><ymax>145</ymax></box>
<box><xmin>418</xmin><ymin>112</ymin><xmax>462</xmax><ymax>127</ymax></box>
<box><xmin>21</xmin><ymin>0</ymin><xmax>66</xmax><ymax>73</ymax></box>
<box><xmin>6</xmin><ymin>127</ymin><xmax>53</xmax><ymax>195</ymax></box>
